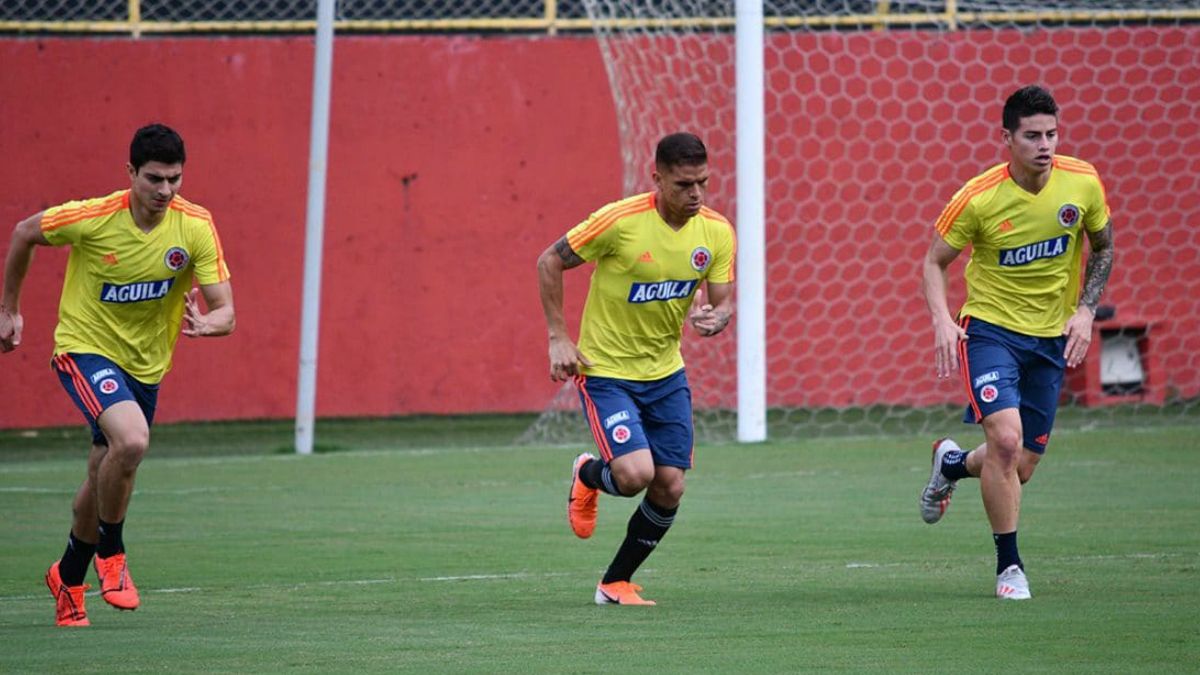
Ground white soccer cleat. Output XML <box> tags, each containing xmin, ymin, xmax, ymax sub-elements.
<box><xmin>920</xmin><ymin>438</ymin><xmax>960</xmax><ymax>524</ymax></box>
<box><xmin>996</xmin><ymin>564</ymin><xmax>1032</xmax><ymax>600</ymax></box>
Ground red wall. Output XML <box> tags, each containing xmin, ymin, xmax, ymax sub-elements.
<box><xmin>0</xmin><ymin>36</ymin><xmax>616</xmax><ymax>428</ymax></box>
<box><xmin>2</xmin><ymin>30</ymin><xmax>1198</xmax><ymax>430</ymax></box>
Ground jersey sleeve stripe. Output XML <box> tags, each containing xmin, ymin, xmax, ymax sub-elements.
<box><xmin>934</xmin><ymin>192</ymin><xmax>973</xmax><ymax>236</ymax></box>
<box><xmin>1053</xmin><ymin>162</ymin><xmax>1099</xmax><ymax>177</ymax></box>
<box><xmin>40</xmin><ymin>199</ymin><xmax>126</xmax><ymax>232</ymax></box>
<box><xmin>1053</xmin><ymin>157</ymin><xmax>1110</xmax><ymax>216</ymax></box>
<box><xmin>934</xmin><ymin>171</ymin><xmax>1008</xmax><ymax>236</ymax></box>
<box><xmin>574</xmin><ymin>193</ymin><xmax>653</xmax><ymax>235</ymax></box>
<box><xmin>727</xmin><ymin>234</ymin><xmax>738</xmax><ymax>282</ymax></box>
<box><xmin>170</xmin><ymin>197</ymin><xmax>214</xmax><ymax>221</ymax></box>
<box><xmin>169</xmin><ymin>198</ymin><xmax>229</xmax><ymax>282</ymax></box>
<box><xmin>934</xmin><ymin>167</ymin><xmax>1008</xmax><ymax>235</ymax></box>
<box><xmin>567</xmin><ymin>200</ymin><xmax>653</xmax><ymax>250</ymax></box>
<box><xmin>699</xmin><ymin>206</ymin><xmax>731</xmax><ymax>225</ymax></box>
<box><xmin>1053</xmin><ymin>156</ymin><xmax>1098</xmax><ymax>172</ymax></box>
<box><xmin>40</xmin><ymin>192</ymin><xmax>127</xmax><ymax>225</ymax></box>
<box><xmin>206</xmin><ymin>218</ymin><xmax>231</xmax><ymax>282</ymax></box>
<box><xmin>574</xmin><ymin>196</ymin><xmax>652</xmax><ymax>239</ymax></box>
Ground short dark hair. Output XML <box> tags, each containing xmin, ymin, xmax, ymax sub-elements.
<box><xmin>1002</xmin><ymin>86</ymin><xmax>1059</xmax><ymax>132</ymax></box>
<box><xmin>130</xmin><ymin>124</ymin><xmax>186</xmax><ymax>170</ymax></box>
<box><xmin>655</xmin><ymin>132</ymin><xmax>707</xmax><ymax>169</ymax></box>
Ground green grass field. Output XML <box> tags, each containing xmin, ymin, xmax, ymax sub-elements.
<box><xmin>1</xmin><ymin>418</ymin><xmax>1197</xmax><ymax>673</ymax></box>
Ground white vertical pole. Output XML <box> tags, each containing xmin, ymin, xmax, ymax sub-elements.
<box><xmin>735</xmin><ymin>0</ymin><xmax>767</xmax><ymax>442</ymax></box>
<box><xmin>295</xmin><ymin>0</ymin><xmax>336</xmax><ymax>455</ymax></box>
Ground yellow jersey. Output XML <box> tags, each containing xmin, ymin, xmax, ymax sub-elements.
<box><xmin>936</xmin><ymin>156</ymin><xmax>1110</xmax><ymax>337</ymax></box>
<box><xmin>567</xmin><ymin>192</ymin><xmax>736</xmax><ymax>380</ymax></box>
<box><xmin>40</xmin><ymin>190</ymin><xmax>231</xmax><ymax>383</ymax></box>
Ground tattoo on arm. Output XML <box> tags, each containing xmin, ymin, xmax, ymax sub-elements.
<box><xmin>554</xmin><ymin>237</ymin><xmax>585</xmax><ymax>270</ymax></box>
<box><xmin>1079</xmin><ymin>222</ymin><xmax>1114</xmax><ymax>312</ymax></box>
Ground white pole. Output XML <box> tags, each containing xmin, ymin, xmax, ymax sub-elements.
<box><xmin>735</xmin><ymin>0</ymin><xmax>767</xmax><ymax>442</ymax></box>
<box><xmin>295</xmin><ymin>0</ymin><xmax>336</xmax><ymax>455</ymax></box>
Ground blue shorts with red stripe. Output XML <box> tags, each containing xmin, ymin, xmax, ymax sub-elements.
<box><xmin>53</xmin><ymin>353</ymin><xmax>159</xmax><ymax>446</ymax></box>
<box><xmin>958</xmin><ymin>316</ymin><xmax>1066</xmax><ymax>454</ymax></box>
<box><xmin>574</xmin><ymin>369</ymin><xmax>694</xmax><ymax>469</ymax></box>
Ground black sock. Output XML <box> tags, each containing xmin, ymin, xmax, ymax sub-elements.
<box><xmin>601</xmin><ymin>498</ymin><xmax>677</xmax><ymax>584</ymax></box>
<box><xmin>579</xmin><ymin>458</ymin><xmax>603</xmax><ymax>489</ymax></box>
<box><xmin>58</xmin><ymin>532</ymin><xmax>96</xmax><ymax>587</ymax></box>
<box><xmin>97</xmin><ymin>518</ymin><xmax>125</xmax><ymax>559</ymax></box>
<box><xmin>942</xmin><ymin>450</ymin><xmax>972</xmax><ymax>481</ymax></box>
<box><xmin>993</xmin><ymin>531</ymin><xmax>1022</xmax><ymax>575</ymax></box>
<box><xmin>580</xmin><ymin>458</ymin><xmax>625</xmax><ymax>497</ymax></box>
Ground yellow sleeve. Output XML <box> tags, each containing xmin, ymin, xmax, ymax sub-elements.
<box><xmin>707</xmin><ymin>220</ymin><xmax>737</xmax><ymax>284</ymax></box>
<box><xmin>190</xmin><ymin>217</ymin><xmax>231</xmax><ymax>286</ymax></box>
<box><xmin>565</xmin><ymin>204</ymin><xmax>623</xmax><ymax>262</ymax></box>
<box><xmin>936</xmin><ymin>186</ymin><xmax>977</xmax><ymax>251</ymax></box>
<box><xmin>39</xmin><ymin>198</ymin><xmax>100</xmax><ymax>247</ymax></box>
<box><xmin>1084</xmin><ymin>173</ymin><xmax>1111</xmax><ymax>233</ymax></box>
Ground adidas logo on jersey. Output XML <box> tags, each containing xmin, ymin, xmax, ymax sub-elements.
<box><xmin>998</xmin><ymin>235</ymin><xmax>1069</xmax><ymax>267</ymax></box>
<box><xmin>100</xmin><ymin>278</ymin><xmax>175</xmax><ymax>303</ymax></box>
<box><xmin>627</xmin><ymin>279</ymin><xmax>697</xmax><ymax>303</ymax></box>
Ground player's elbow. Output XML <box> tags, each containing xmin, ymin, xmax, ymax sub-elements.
<box><xmin>212</xmin><ymin>306</ymin><xmax>236</xmax><ymax>337</ymax></box>
<box><xmin>536</xmin><ymin>247</ymin><xmax>561</xmax><ymax>277</ymax></box>
<box><xmin>12</xmin><ymin>214</ymin><xmax>44</xmax><ymax>248</ymax></box>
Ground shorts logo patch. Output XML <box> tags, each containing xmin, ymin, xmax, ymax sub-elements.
<box><xmin>690</xmin><ymin>247</ymin><xmax>712</xmax><ymax>272</ymax></box>
<box><xmin>1035</xmin><ymin>433</ymin><xmax>1050</xmax><ymax>445</ymax></box>
<box><xmin>979</xmin><ymin>384</ymin><xmax>999</xmax><ymax>403</ymax></box>
<box><xmin>612</xmin><ymin>424</ymin><xmax>631</xmax><ymax>444</ymax></box>
<box><xmin>604</xmin><ymin>410</ymin><xmax>630</xmax><ymax>429</ymax></box>
<box><xmin>1057</xmin><ymin>203</ymin><xmax>1080</xmax><ymax>228</ymax></box>
<box><xmin>164</xmin><ymin>246</ymin><xmax>190</xmax><ymax>271</ymax></box>
<box><xmin>89</xmin><ymin>368</ymin><xmax>116</xmax><ymax>384</ymax></box>
<box><xmin>99</xmin><ymin>378</ymin><xmax>120</xmax><ymax>395</ymax></box>
<box><xmin>973</xmin><ymin>371</ymin><xmax>999</xmax><ymax>388</ymax></box>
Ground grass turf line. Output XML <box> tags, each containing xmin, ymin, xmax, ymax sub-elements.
<box><xmin>0</xmin><ymin>420</ymin><xmax>1196</xmax><ymax>673</ymax></box>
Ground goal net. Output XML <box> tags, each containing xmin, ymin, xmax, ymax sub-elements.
<box><xmin>520</xmin><ymin>0</ymin><xmax>1200</xmax><ymax>445</ymax></box>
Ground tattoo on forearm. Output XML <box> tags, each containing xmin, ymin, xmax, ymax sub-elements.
<box><xmin>554</xmin><ymin>237</ymin><xmax>585</xmax><ymax>269</ymax></box>
<box><xmin>1079</xmin><ymin>224</ymin><xmax>1114</xmax><ymax>311</ymax></box>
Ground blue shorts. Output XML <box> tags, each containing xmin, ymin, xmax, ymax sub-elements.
<box><xmin>574</xmin><ymin>369</ymin><xmax>694</xmax><ymax>469</ymax></box>
<box><xmin>958</xmin><ymin>316</ymin><xmax>1066</xmax><ymax>454</ymax></box>
<box><xmin>52</xmin><ymin>353</ymin><xmax>159</xmax><ymax>446</ymax></box>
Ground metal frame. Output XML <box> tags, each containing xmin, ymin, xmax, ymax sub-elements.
<box><xmin>4</xmin><ymin>3</ymin><xmax>1200</xmax><ymax>36</ymax></box>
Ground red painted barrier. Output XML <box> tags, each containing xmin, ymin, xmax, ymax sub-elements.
<box><xmin>0</xmin><ymin>36</ymin><xmax>618</xmax><ymax>428</ymax></box>
<box><xmin>1</xmin><ymin>30</ymin><xmax>1197</xmax><ymax>430</ymax></box>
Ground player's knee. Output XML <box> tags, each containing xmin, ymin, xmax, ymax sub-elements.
<box><xmin>653</xmin><ymin>481</ymin><xmax>685</xmax><ymax>507</ymax></box>
<box><xmin>106</xmin><ymin>432</ymin><xmax>149</xmax><ymax>472</ymax></box>
<box><xmin>611</xmin><ymin>462</ymin><xmax>654</xmax><ymax>495</ymax></box>
<box><xmin>1017</xmin><ymin>456</ymin><xmax>1041</xmax><ymax>484</ymax></box>
<box><xmin>988</xmin><ymin>428</ymin><xmax>1023</xmax><ymax>463</ymax></box>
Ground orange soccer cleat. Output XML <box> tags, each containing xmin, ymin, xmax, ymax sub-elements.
<box><xmin>568</xmin><ymin>452</ymin><xmax>599</xmax><ymax>539</ymax></box>
<box><xmin>94</xmin><ymin>553</ymin><xmax>139</xmax><ymax>610</ymax></box>
<box><xmin>594</xmin><ymin>581</ymin><xmax>656</xmax><ymax>606</ymax></box>
<box><xmin>45</xmin><ymin>561</ymin><xmax>90</xmax><ymax>627</ymax></box>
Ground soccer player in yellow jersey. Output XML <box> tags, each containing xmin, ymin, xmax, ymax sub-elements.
<box><xmin>537</xmin><ymin>133</ymin><xmax>736</xmax><ymax>605</ymax></box>
<box><xmin>0</xmin><ymin>124</ymin><xmax>235</xmax><ymax>626</ymax></box>
<box><xmin>919</xmin><ymin>87</ymin><xmax>1114</xmax><ymax>600</ymax></box>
